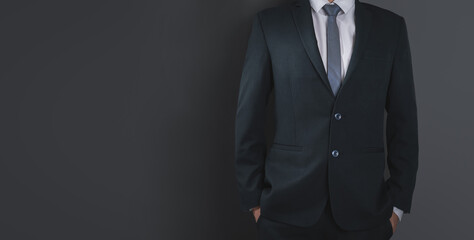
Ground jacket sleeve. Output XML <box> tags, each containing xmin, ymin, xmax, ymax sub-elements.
<box><xmin>234</xmin><ymin>12</ymin><xmax>273</xmax><ymax>212</ymax></box>
<box><xmin>385</xmin><ymin>17</ymin><xmax>419</xmax><ymax>213</ymax></box>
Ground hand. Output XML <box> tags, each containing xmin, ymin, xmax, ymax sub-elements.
<box><xmin>389</xmin><ymin>211</ymin><xmax>399</xmax><ymax>233</ymax></box>
<box><xmin>251</xmin><ymin>206</ymin><xmax>261</xmax><ymax>223</ymax></box>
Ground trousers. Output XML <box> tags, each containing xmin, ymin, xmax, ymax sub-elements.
<box><xmin>256</xmin><ymin>201</ymin><xmax>393</xmax><ymax>240</ymax></box>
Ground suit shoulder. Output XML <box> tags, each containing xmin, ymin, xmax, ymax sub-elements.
<box><xmin>361</xmin><ymin>2</ymin><xmax>404</xmax><ymax>21</ymax></box>
<box><xmin>255</xmin><ymin>2</ymin><xmax>293</xmax><ymax>21</ymax></box>
<box><xmin>251</xmin><ymin>2</ymin><xmax>294</xmax><ymax>32</ymax></box>
<box><xmin>361</xmin><ymin>2</ymin><xmax>405</xmax><ymax>29</ymax></box>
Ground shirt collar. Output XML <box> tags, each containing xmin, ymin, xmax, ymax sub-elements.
<box><xmin>310</xmin><ymin>0</ymin><xmax>355</xmax><ymax>15</ymax></box>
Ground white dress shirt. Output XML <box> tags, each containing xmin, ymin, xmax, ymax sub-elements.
<box><xmin>309</xmin><ymin>0</ymin><xmax>404</xmax><ymax>222</ymax></box>
<box><xmin>250</xmin><ymin>0</ymin><xmax>404</xmax><ymax>223</ymax></box>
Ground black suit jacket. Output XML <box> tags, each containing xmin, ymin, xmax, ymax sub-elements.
<box><xmin>234</xmin><ymin>0</ymin><xmax>418</xmax><ymax>230</ymax></box>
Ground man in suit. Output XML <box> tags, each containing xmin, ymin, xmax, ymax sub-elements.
<box><xmin>234</xmin><ymin>0</ymin><xmax>418</xmax><ymax>239</ymax></box>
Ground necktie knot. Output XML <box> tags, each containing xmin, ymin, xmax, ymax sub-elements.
<box><xmin>322</xmin><ymin>4</ymin><xmax>342</xmax><ymax>17</ymax></box>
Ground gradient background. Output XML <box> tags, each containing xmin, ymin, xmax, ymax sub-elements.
<box><xmin>0</xmin><ymin>0</ymin><xmax>472</xmax><ymax>239</ymax></box>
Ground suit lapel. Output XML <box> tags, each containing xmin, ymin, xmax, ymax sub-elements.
<box><xmin>291</xmin><ymin>0</ymin><xmax>332</xmax><ymax>96</ymax></box>
<box><xmin>291</xmin><ymin>0</ymin><xmax>373</xmax><ymax>98</ymax></box>
<box><xmin>339</xmin><ymin>0</ymin><xmax>372</xmax><ymax>95</ymax></box>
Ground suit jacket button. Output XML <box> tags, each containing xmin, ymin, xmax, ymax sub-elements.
<box><xmin>334</xmin><ymin>113</ymin><xmax>342</xmax><ymax>120</ymax></box>
<box><xmin>332</xmin><ymin>150</ymin><xmax>339</xmax><ymax>157</ymax></box>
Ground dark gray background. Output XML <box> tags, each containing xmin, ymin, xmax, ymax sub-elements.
<box><xmin>0</xmin><ymin>0</ymin><xmax>472</xmax><ymax>239</ymax></box>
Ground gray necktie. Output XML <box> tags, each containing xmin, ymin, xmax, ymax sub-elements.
<box><xmin>323</xmin><ymin>4</ymin><xmax>342</xmax><ymax>96</ymax></box>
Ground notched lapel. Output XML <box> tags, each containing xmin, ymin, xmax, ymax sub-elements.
<box><xmin>340</xmin><ymin>0</ymin><xmax>373</xmax><ymax>95</ymax></box>
<box><xmin>291</xmin><ymin>0</ymin><xmax>333</xmax><ymax>97</ymax></box>
<box><xmin>290</xmin><ymin>0</ymin><xmax>373</xmax><ymax>99</ymax></box>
